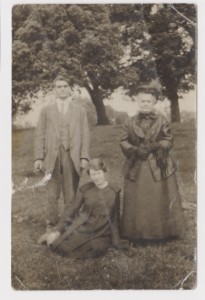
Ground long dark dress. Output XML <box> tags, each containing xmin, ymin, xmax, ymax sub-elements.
<box><xmin>120</xmin><ymin>111</ymin><xmax>185</xmax><ymax>240</ymax></box>
<box><xmin>52</xmin><ymin>182</ymin><xmax>121</xmax><ymax>258</ymax></box>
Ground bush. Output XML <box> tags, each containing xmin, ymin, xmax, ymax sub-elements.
<box><xmin>180</xmin><ymin>111</ymin><xmax>196</xmax><ymax>123</ymax></box>
<box><xmin>105</xmin><ymin>105</ymin><xmax>129</xmax><ymax>125</ymax></box>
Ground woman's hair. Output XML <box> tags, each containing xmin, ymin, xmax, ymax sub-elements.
<box><xmin>135</xmin><ymin>88</ymin><xmax>158</xmax><ymax>99</ymax></box>
<box><xmin>87</xmin><ymin>158</ymin><xmax>107</xmax><ymax>175</ymax></box>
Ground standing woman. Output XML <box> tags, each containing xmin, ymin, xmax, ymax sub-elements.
<box><xmin>120</xmin><ymin>85</ymin><xmax>185</xmax><ymax>242</ymax></box>
<box><xmin>38</xmin><ymin>158</ymin><xmax>121</xmax><ymax>258</ymax></box>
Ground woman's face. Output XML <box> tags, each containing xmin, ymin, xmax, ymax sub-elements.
<box><xmin>135</xmin><ymin>92</ymin><xmax>156</xmax><ymax>114</ymax></box>
<box><xmin>89</xmin><ymin>169</ymin><xmax>106</xmax><ymax>186</ymax></box>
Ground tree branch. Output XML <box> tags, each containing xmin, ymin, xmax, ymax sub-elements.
<box><xmin>169</xmin><ymin>4</ymin><xmax>196</xmax><ymax>27</ymax></box>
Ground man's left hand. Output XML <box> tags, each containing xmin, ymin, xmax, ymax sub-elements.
<box><xmin>80</xmin><ymin>159</ymin><xmax>88</xmax><ymax>169</ymax></box>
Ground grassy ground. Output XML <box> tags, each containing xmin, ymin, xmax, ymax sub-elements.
<box><xmin>12</xmin><ymin>121</ymin><xmax>196</xmax><ymax>290</ymax></box>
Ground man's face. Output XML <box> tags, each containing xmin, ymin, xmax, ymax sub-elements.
<box><xmin>136</xmin><ymin>92</ymin><xmax>156</xmax><ymax>114</ymax></box>
<box><xmin>54</xmin><ymin>80</ymin><xmax>72</xmax><ymax>100</ymax></box>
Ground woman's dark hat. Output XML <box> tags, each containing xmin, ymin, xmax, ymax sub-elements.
<box><xmin>134</xmin><ymin>80</ymin><xmax>162</xmax><ymax>99</ymax></box>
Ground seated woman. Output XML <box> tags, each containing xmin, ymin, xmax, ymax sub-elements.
<box><xmin>38</xmin><ymin>158</ymin><xmax>121</xmax><ymax>258</ymax></box>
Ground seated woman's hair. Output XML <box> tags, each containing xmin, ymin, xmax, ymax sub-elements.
<box><xmin>87</xmin><ymin>158</ymin><xmax>107</xmax><ymax>174</ymax></box>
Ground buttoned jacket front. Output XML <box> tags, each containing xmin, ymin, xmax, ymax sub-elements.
<box><xmin>120</xmin><ymin>112</ymin><xmax>177</xmax><ymax>181</ymax></box>
<box><xmin>34</xmin><ymin>101</ymin><xmax>90</xmax><ymax>175</ymax></box>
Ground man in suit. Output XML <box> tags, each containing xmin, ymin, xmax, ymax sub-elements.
<box><xmin>34</xmin><ymin>75</ymin><xmax>90</xmax><ymax>232</ymax></box>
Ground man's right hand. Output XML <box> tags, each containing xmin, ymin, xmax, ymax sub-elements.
<box><xmin>47</xmin><ymin>231</ymin><xmax>61</xmax><ymax>245</ymax></box>
<box><xmin>37</xmin><ymin>231</ymin><xmax>60</xmax><ymax>245</ymax></box>
<box><xmin>34</xmin><ymin>160</ymin><xmax>43</xmax><ymax>173</ymax></box>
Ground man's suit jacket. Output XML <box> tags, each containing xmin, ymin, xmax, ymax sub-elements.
<box><xmin>34</xmin><ymin>101</ymin><xmax>90</xmax><ymax>175</ymax></box>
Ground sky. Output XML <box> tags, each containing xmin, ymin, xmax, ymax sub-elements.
<box><xmin>13</xmin><ymin>86</ymin><xmax>196</xmax><ymax>127</ymax></box>
<box><xmin>105</xmin><ymin>87</ymin><xmax>197</xmax><ymax>115</ymax></box>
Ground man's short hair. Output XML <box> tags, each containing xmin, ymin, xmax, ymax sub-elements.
<box><xmin>53</xmin><ymin>75</ymin><xmax>73</xmax><ymax>88</ymax></box>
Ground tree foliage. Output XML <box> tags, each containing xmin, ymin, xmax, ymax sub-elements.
<box><xmin>109</xmin><ymin>3</ymin><xmax>196</xmax><ymax>122</ymax></box>
<box><xmin>13</xmin><ymin>4</ymin><xmax>196</xmax><ymax>123</ymax></box>
<box><xmin>147</xmin><ymin>4</ymin><xmax>196</xmax><ymax>122</ymax></box>
<box><xmin>12</xmin><ymin>4</ymin><xmax>124</xmax><ymax>123</ymax></box>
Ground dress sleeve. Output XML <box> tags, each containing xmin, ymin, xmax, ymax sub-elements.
<box><xmin>120</xmin><ymin>119</ymin><xmax>138</xmax><ymax>158</ymax></box>
<box><xmin>110</xmin><ymin>191</ymin><xmax>122</xmax><ymax>248</ymax></box>
<box><xmin>159</xmin><ymin>118</ymin><xmax>173</xmax><ymax>149</ymax></box>
<box><xmin>55</xmin><ymin>189</ymin><xmax>83</xmax><ymax>233</ymax></box>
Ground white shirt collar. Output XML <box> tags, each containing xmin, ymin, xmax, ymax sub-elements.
<box><xmin>56</xmin><ymin>97</ymin><xmax>71</xmax><ymax>113</ymax></box>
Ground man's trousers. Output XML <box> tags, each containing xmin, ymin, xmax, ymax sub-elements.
<box><xmin>45</xmin><ymin>145</ymin><xmax>79</xmax><ymax>227</ymax></box>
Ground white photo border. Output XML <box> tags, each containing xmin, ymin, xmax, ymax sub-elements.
<box><xmin>0</xmin><ymin>0</ymin><xmax>204</xmax><ymax>299</ymax></box>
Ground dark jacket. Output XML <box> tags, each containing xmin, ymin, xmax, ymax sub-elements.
<box><xmin>120</xmin><ymin>112</ymin><xmax>177</xmax><ymax>181</ymax></box>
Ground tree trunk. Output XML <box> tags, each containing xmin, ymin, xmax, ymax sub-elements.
<box><xmin>93</xmin><ymin>97</ymin><xmax>111</xmax><ymax>125</ymax></box>
<box><xmin>167</xmin><ymin>89</ymin><xmax>181</xmax><ymax>123</ymax></box>
<box><xmin>85</xmin><ymin>85</ymin><xmax>111</xmax><ymax>125</ymax></box>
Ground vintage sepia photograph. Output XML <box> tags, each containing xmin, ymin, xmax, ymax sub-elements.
<box><xmin>11</xmin><ymin>3</ymin><xmax>197</xmax><ymax>290</ymax></box>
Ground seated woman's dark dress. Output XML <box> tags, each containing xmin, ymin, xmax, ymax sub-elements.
<box><xmin>51</xmin><ymin>182</ymin><xmax>121</xmax><ymax>258</ymax></box>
